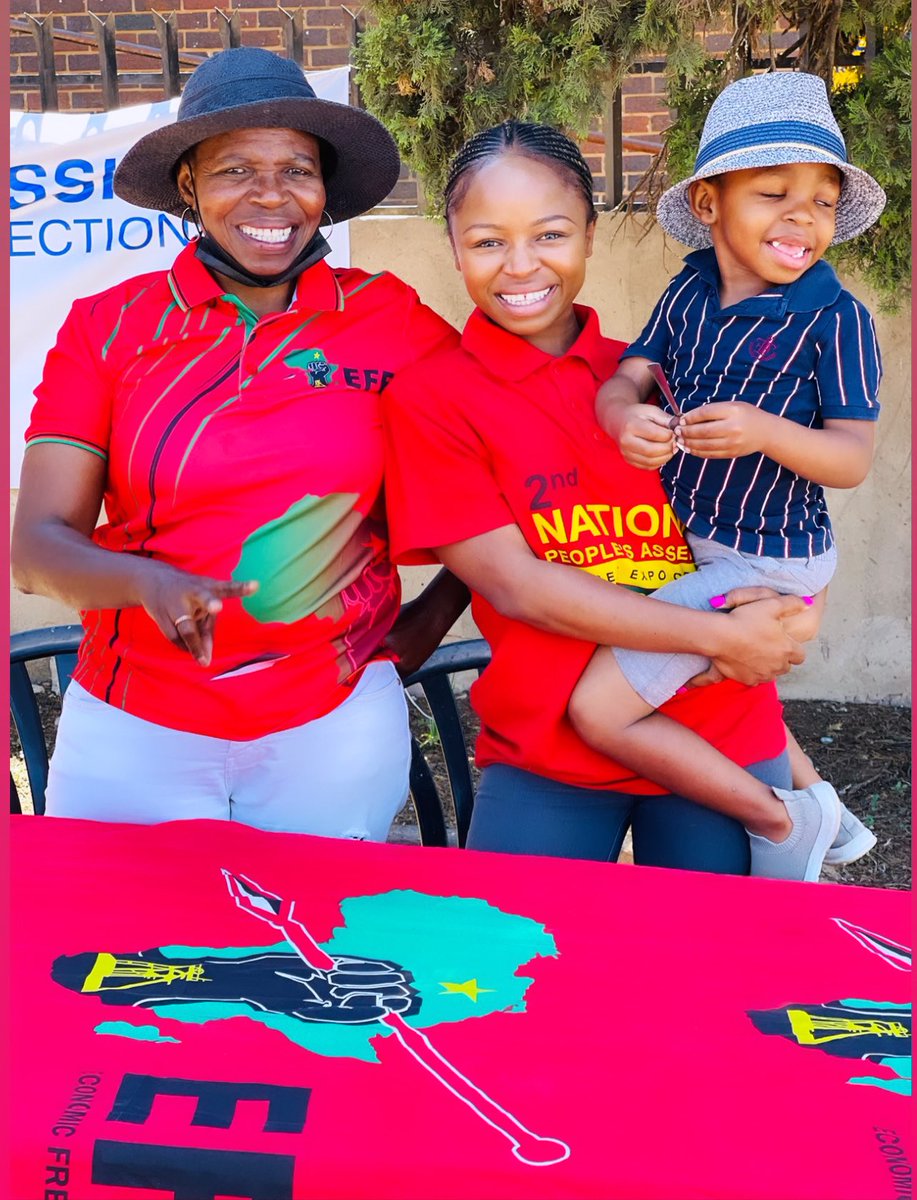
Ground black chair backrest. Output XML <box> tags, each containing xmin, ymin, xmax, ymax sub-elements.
<box><xmin>402</xmin><ymin>638</ymin><xmax>491</xmax><ymax>848</ymax></box>
<box><xmin>10</xmin><ymin>624</ymin><xmax>84</xmax><ymax>815</ymax></box>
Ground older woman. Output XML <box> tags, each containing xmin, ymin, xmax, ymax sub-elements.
<box><xmin>11</xmin><ymin>47</ymin><xmax>462</xmax><ymax>838</ymax></box>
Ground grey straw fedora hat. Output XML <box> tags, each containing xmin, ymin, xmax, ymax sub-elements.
<box><xmin>657</xmin><ymin>71</ymin><xmax>886</xmax><ymax>249</ymax></box>
<box><xmin>114</xmin><ymin>47</ymin><xmax>401</xmax><ymax>222</ymax></box>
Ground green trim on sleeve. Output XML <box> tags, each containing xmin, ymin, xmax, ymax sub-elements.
<box><xmin>25</xmin><ymin>436</ymin><xmax>107</xmax><ymax>461</ymax></box>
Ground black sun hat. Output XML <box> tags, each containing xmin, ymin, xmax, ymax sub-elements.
<box><xmin>113</xmin><ymin>47</ymin><xmax>401</xmax><ymax>222</ymax></box>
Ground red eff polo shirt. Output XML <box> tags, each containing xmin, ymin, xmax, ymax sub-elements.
<box><xmin>26</xmin><ymin>243</ymin><xmax>456</xmax><ymax>739</ymax></box>
<box><xmin>384</xmin><ymin>306</ymin><xmax>785</xmax><ymax>792</ymax></box>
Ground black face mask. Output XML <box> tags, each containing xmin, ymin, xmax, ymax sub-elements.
<box><xmin>194</xmin><ymin>227</ymin><xmax>332</xmax><ymax>290</ymax></box>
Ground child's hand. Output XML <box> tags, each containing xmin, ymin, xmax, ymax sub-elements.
<box><xmin>677</xmin><ymin>401</ymin><xmax>769</xmax><ymax>458</ymax></box>
<box><xmin>617</xmin><ymin>405</ymin><xmax>677</xmax><ymax>470</ymax></box>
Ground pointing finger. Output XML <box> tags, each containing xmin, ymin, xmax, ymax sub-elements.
<box><xmin>214</xmin><ymin>579</ymin><xmax>259</xmax><ymax>598</ymax></box>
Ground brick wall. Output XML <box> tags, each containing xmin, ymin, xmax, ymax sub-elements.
<box><xmin>10</xmin><ymin>4</ymin><xmax>797</xmax><ymax>209</ymax></box>
<box><xmin>620</xmin><ymin>64</ymin><xmax>669</xmax><ymax>197</ymax></box>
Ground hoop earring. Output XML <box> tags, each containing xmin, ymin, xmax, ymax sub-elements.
<box><xmin>321</xmin><ymin>208</ymin><xmax>335</xmax><ymax>239</ymax></box>
<box><xmin>180</xmin><ymin>205</ymin><xmax>202</xmax><ymax>241</ymax></box>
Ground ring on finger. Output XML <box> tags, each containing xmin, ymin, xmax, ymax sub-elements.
<box><xmin>174</xmin><ymin>614</ymin><xmax>195</xmax><ymax>629</ymax></box>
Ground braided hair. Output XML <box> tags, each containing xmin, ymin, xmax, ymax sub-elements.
<box><xmin>444</xmin><ymin>121</ymin><xmax>597</xmax><ymax>228</ymax></box>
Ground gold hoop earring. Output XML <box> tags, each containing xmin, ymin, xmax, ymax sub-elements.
<box><xmin>321</xmin><ymin>209</ymin><xmax>335</xmax><ymax>239</ymax></box>
<box><xmin>180</xmin><ymin>205</ymin><xmax>203</xmax><ymax>241</ymax></box>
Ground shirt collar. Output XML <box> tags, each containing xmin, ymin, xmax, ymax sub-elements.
<box><xmin>461</xmin><ymin>305</ymin><xmax>621</xmax><ymax>381</ymax></box>
<box><xmin>168</xmin><ymin>241</ymin><xmax>342</xmax><ymax>313</ymax></box>
<box><xmin>684</xmin><ymin>247</ymin><xmax>842</xmax><ymax>314</ymax></box>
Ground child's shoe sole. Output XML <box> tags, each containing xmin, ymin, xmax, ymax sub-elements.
<box><xmin>824</xmin><ymin>803</ymin><xmax>878</xmax><ymax>865</ymax></box>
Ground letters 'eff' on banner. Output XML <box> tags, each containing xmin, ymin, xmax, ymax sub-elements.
<box><xmin>8</xmin><ymin>66</ymin><xmax>351</xmax><ymax>484</ymax></box>
<box><xmin>10</xmin><ymin>815</ymin><xmax>911</xmax><ymax>1200</ymax></box>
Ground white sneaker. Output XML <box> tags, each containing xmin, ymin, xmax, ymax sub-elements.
<box><xmin>748</xmin><ymin>782</ymin><xmax>842</xmax><ymax>882</ymax></box>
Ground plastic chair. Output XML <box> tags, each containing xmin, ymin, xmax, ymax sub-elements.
<box><xmin>10</xmin><ymin>624</ymin><xmax>83</xmax><ymax>815</ymax></box>
<box><xmin>402</xmin><ymin>639</ymin><xmax>491</xmax><ymax>847</ymax></box>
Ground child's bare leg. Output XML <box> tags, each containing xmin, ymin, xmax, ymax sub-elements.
<box><xmin>569</xmin><ymin>648</ymin><xmax>792</xmax><ymax>839</ymax></box>
<box><xmin>784</xmin><ymin>724</ymin><xmax>821</xmax><ymax>787</ymax></box>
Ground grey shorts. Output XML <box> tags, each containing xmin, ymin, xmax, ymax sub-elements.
<box><xmin>614</xmin><ymin>533</ymin><xmax>837</xmax><ymax>708</ymax></box>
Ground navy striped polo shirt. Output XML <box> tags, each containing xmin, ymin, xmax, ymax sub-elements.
<box><xmin>623</xmin><ymin>249</ymin><xmax>881</xmax><ymax>558</ymax></box>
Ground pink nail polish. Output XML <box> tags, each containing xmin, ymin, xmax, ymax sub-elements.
<box><xmin>675</xmin><ymin>686</ymin><xmax>689</xmax><ymax>695</ymax></box>
<box><xmin>802</xmin><ymin>595</ymin><xmax>814</xmax><ymax>606</ymax></box>
<box><xmin>709</xmin><ymin>595</ymin><xmax>726</xmax><ymax>609</ymax></box>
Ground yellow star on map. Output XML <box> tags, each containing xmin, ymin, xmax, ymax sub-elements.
<box><xmin>438</xmin><ymin>979</ymin><xmax>493</xmax><ymax>1002</ymax></box>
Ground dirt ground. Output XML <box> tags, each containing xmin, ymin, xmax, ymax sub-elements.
<box><xmin>781</xmin><ymin>699</ymin><xmax>911</xmax><ymax>889</ymax></box>
<box><xmin>12</xmin><ymin>685</ymin><xmax>911</xmax><ymax>890</ymax></box>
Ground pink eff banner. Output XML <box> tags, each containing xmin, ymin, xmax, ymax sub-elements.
<box><xmin>10</xmin><ymin>815</ymin><xmax>911</xmax><ymax>1200</ymax></box>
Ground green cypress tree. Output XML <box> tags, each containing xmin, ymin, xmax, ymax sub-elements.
<box><xmin>353</xmin><ymin>0</ymin><xmax>711</xmax><ymax>214</ymax></box>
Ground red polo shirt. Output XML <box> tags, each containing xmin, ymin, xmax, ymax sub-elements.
<box><xmin>383</xmin><ymin>306</ymin><xmax>785</xmax><ymax>792</ymax></box>
<box><xmin>26</xmin><ymin>243</ymin><xmax>456</xmax><ymax>738</ymax></box>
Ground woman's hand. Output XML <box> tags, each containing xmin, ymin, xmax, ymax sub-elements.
<box><xmin>720</xmin><ymin>584</ymin><xmax>825</xmax><ymax>642</ymax></box>
<box><xmin>617</xmin><ymin>405</ymin><xmax>677</xmax><ymax>469</ymax></box>
<box><xmin>136</xmin><ymin>566</ymin><xmax>258</xmax><ymax>667</ymax></box>
<box><xmin>708</xmin><ymin>592</ymin><xmax>807</xmax><ymax>685</ymax></box>
<box><xmin>681</xmin><ymin>586</ymin><xmax>825</xmax><ymax>688</ymax></box>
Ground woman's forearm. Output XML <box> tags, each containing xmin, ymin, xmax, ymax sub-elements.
<box><xmin>13</xmin><ymin>497</ymin><xmax>259</xmax><ymax>668</ymax></box>
<box><xmin>437</xmin><ymin>524</ymin><xmax>803</xmax><ymax>673</ymax></box>
<box><xmin>385</xmin><ymin>567</ymin><xmax>471</xmax><ymax>678</ymax></box>
<box><xmin>12</xmin><ymin>517</ymin><xmax>166</xmax><ymax>612</ymax></box>
<box><xmin>12</xmin><ymin>443</ymin><xmax>163</xmax><ymax>612</ymax></box>
<box><xmin>499</xmin><ymin>554</ymin><xmax>722</xmax><ymax>653</ymax></box>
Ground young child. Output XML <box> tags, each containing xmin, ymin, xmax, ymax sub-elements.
<box><xmin>568</xmin><ymin>71</ymin><xmax>884</xmax><ymax>881</ymax></box>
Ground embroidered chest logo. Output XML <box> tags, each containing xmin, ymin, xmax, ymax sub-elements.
<box><xmin>287</xmin><ymin>347</ymin><xmax>339</xmax><ymax>387</ymax></box>
<box><xmin>749</xmin><ymin>336</ymin><xmax>778</xmax><ymax>363</ymax></box>
<box><xmin>284</xmin><ymin>348</ymin><xmax>395</xmax><ymax>392</ymax></box>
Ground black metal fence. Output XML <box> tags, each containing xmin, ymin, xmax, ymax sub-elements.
<box><xmin>9</xmin><ymin>8</ymin><xmax>363</xmax><ymax>111</ymax></box>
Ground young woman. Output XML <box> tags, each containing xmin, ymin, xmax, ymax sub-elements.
<box><xmin>382</xmin><ymin>121</ymin><xmax>847</xmax><ymax>874</ymax></box>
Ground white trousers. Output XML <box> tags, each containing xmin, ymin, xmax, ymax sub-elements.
<box><xmin>45</xmin><ymin>661</ymin><xmax>411</xmax><ymax>840</ymax></box>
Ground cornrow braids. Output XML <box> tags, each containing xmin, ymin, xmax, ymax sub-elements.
<box><xmin>444</xmin><ymin>121</ymin><xmax>597</xmax><ymax>227</ymax></box>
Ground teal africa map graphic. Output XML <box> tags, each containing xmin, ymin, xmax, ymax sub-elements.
<box><xmin>51</xmin><ymin>874</ymin><xmax>570</xmax><ymax>1167</ymax></box>
<box><xmin>233</xmin><ymin>492</ymin><xmax>364</xmax><ymax>626</ymax></box>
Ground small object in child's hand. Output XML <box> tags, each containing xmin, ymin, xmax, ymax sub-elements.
<box><xmin>647</xmin><ymin>362</ymin><xmax>681</xmax><ymax>415</ymax></box>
